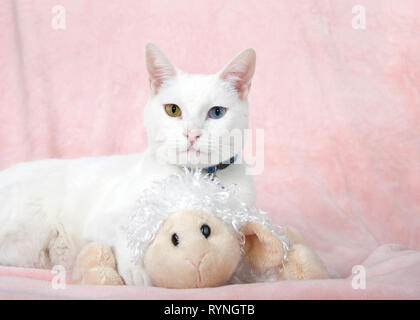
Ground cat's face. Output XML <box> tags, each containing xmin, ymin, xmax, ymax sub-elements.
<box><xmin>143</xmin><ymin>43</ymin><xmax>256</xmax><ymax>167</ymax></box>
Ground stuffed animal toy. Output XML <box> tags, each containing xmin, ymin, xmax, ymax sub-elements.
<box><xmin>72</xmin><ymin>171</ymin><xmax>329</xmax><ymax>288</ymax></box>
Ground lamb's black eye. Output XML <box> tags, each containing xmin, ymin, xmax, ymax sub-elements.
<box><xmin>200</xmin><ymin>224</ymin><xmax>211</xmax><ymax>238</ymax></box>
<box><xmin>171</xmin><ymin>233</ymin><xmax>179</xmax><ymax>246</ymax></box>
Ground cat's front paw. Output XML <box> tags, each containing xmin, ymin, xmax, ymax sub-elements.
<box><xmin>117</xmin><ymin>264</ymin><xmax>151</xmax><ymax>286</ymax></box>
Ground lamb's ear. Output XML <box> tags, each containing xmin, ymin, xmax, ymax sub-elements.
<box><xmin>219</xmin><ymin>48</ymin><xmax>256</xmax><ymax>99</ymax></box>
<box><xmin>241</xmin><ymin>222</ymin><xmax>285</xmax><ymax>272</ymax></box>
<box><xmin>145</xmin><ymin>43</ymin><xmax>177</xmax><ymax>94</ymax></box>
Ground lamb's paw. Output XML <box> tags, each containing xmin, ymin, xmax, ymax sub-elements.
<box><xmin>72</xmin><ymin>242</ymin><xmax>118</xmax><ymax>284</ymax></box>
<box><xmin>80</xmin><ymin>266</ymin><xmax>124</xmax><ymax>285</ymax></box>
<box><xmin>279</xmin><ymin>244</ymin><xmax>329</xmax><ymax>280</ymax></box>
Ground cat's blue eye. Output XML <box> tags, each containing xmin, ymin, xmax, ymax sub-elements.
<box><xmin>207</xmin><ymin>106</ymin><xmax>227</xmax><ymax>119</ymax></box>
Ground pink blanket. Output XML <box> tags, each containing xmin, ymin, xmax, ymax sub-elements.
<box><xmin>0</xmin><ymin>244</ymin><xmax>419</xmax><ymax>299</ymax></box>
<box><xmin>0</xmin><ymin>0</ymin><xmax>419</xmax><ymax>299</ymax></box>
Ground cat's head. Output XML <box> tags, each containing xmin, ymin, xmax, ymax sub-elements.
<box><xmin>143</xmin><ymin>43</ymin><xmax>256</xmax><ymax>168</ymax></box>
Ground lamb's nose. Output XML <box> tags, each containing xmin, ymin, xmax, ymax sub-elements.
<box><xmin>186</xmin><ymin>253</ymin><xmax>207</xmax><ymax>283</ymax></box>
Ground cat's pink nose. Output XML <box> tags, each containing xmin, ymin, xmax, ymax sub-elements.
<box><xmin>185</xmin><ymin>130</ymin><xmax>202</xmax><ymax>145</ymax></box>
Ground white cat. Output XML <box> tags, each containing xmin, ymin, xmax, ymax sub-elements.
<box><xmin>0</xmin><ymin>43</ymin><xmax>257</xmax><ymax>285</ymax></box>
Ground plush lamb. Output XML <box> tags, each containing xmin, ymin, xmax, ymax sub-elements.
<box><xmin>72</xmin><ymin>171</ymin><xmax>329</xmax><ymax>288</ymax></box>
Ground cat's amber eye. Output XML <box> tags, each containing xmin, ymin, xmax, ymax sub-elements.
<box><xmin>164</xmin><ymin>104</ymin><xmax>182</xmax><ymax>117</ymax></box>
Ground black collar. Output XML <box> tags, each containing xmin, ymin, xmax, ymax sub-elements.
<box><xmin>202</xmin><ymin>155</ymin><xmax>238</xmax><ymax>174</ymax></box>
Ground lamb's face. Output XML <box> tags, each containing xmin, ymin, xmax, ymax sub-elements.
<box><xmin>143</xmin><ymin>210</ymin><xmax>241</xmax><ymax>288</ymax></box>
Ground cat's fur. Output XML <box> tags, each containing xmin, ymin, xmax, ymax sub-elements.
<box><xmin>0</xmin><ymin>43</ymin><xmax>256</xmax><ymax>284</ymax></box>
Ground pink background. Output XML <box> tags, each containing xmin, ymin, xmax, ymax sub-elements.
<box><xmin>0</xmin><ymin>0</ymin><xmax>419</xmax><ymax>298</ymax></box>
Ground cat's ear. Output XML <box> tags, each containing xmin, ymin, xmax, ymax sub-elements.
<box><xmin>145</xmin><ymin>43</ymin><xmax>177</xmax><ymax>94</ymax></box>
<box><xmin>219</xmin><ymin>48</ymin><xmax>256</xmax><ymax>99</ymax></box>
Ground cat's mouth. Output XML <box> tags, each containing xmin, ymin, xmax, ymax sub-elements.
<box><xmin>172</xmin><ymin>146</ymin><xmax>214</xmax><ymax>166</ymax></box>
<box><xmin>184</xmin><ymin>147</ymin><xmax>208</xmax><ymax>155</ymax></box>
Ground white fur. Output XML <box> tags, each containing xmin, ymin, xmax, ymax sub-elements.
<box><xmin>0</xmin><ymin>44</ymin><xmax>256</xmax><ymax>284</ymax></box>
